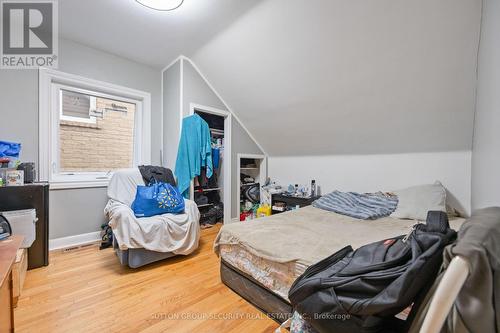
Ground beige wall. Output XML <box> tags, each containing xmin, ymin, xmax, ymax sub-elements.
<box><xmin>59</xmin><ymin>98</ymin><xmax>135</xmax><ymax>172</ymax></box>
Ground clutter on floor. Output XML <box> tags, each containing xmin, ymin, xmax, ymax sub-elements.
<box><xmin>99</xmin><ymin>223</ymin><xmax>113</xmax><ymax>250</ymax></box>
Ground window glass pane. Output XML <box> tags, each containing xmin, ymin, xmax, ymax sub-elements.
<box><xmin>59</xmin><ymin>92</ymin><xmax>136</xmax><ymax>172</ymax></box>
<box><xmin>61</xmin><ymin>90</ymin><xmax>91</xmax><ymax>119</ymax></box>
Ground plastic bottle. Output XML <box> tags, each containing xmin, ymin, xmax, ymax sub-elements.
<box><xmin>311</xmin><ymin>180</ymin><xmax>316</xmax><ymax>197</ymax></box>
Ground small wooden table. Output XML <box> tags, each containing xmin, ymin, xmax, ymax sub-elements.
<box><xmin>0</xmin><ymin>235</ymin><xmax>24</xmax><ymax>333</ymax></box>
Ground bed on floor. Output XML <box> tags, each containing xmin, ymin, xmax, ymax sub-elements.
<box><xmin>214</xmin><ymin>206</ymin><xmax>465</xmax><ymax>323</ymax></box>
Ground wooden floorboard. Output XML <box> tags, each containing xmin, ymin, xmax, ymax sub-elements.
<box><xmin>14</xmin><ymin>225</ymin><xmax>279</xmax><ymax>333</ymax></box>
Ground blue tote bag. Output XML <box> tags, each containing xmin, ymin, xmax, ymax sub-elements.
<box><xmin>132</xmin><ymin>181</ymin><xmax>185</xmax><ymax>218</ymax></box>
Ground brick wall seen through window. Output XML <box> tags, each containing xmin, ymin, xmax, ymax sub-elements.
<box><xmin>59</xmin><ymin>94</ymin><xmax>136</xmax><ymax>172</ymax></box>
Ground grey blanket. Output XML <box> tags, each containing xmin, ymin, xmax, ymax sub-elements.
<box><xmin>312</xmin><ymin>191</ymin><xmax>398</xmax><ymax>219</ymax></box>
<box><xmin>410</xmin><ymin>207</ymin><xmax>500</xmax><ymax>333</ymax></box>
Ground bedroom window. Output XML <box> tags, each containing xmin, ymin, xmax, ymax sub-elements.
<box><xmin>39</xmin><ymin>69</ymin><xmax>151</xmax><ymax>189</ymax></box>
<box><xmin>57</xmin><ymin>87</ymin><xmax>137</xmax><ymax>173</ymax></box>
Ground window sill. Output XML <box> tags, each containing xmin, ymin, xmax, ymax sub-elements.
<box><xmin>49</xmin><ymin>179</ymin><xmax>109</xmax><ymax>190</ymax></box>
<box><xmin>60</xmin><ymin>119</ymin><xmax>100</xmax><ymax>129</ymax></box>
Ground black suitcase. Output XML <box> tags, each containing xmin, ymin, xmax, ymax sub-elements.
<box><xmin>288</xmin><ymin>211</ymin><xmax>456</xmax><ymax>333</ymax></box>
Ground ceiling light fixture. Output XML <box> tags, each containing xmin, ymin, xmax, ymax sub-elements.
<box><xmin>136</xmin><ymin>0</ymin><xmax>184</xmax><ymax>11</ymax></box>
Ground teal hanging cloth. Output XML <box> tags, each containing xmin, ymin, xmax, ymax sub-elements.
<box><xmin>175</xmin><ymin>114</ymin><xmax>213</xmax><ymax>197</ymax></box>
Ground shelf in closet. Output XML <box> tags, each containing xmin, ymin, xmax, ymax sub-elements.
<box><xmin>210</xmin><ymin>128</ymin><xmax>224</xmax><ymax>137</ymax></box>
<box><xmin>195</xmin><ymin>187</ymin><xmax>221</xmax><ymax>192</ymax></box>
<box><xmin>238</xmin><ymin>154</ymin><xmax>267</xmax><ymax>215</ymax></box>
<box><xmin>197</xmin><ymin>203</ymin><xmax>214</xmax><ymax>208</ymax></box>
<box><xmin>241</xmin><ymin>182</ymin><xmax>259</xmax><ymax>187</ymax></box>
<box><xmin>194</xmin><ymin>109</ymin><xmax>227</xmax><ymax>224</ymax></box>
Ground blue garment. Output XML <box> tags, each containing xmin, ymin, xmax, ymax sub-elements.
<box><xmin>0</xmin><ymin>141</ymin><xmax>21</xmax><ymax>158</ymax></box>
<box><xmin>312</xmin><ymin>191</ymin><xmax>398</xmax><ymax>220</ymax></box>
<box><xmin>212</xmin><ymin>148</ymin><xmax>220</xmax><ymax>169</ymax></box>
<box><xmin>175</xmin><ymin>114</ymin><xmax>213</xmax><ymax>197</ymax></box>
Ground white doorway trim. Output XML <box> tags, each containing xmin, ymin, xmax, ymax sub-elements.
<box><xmin>189</xmin><ymin>103</ymin><xmax>232</xmax><ymax>225</ymax></box>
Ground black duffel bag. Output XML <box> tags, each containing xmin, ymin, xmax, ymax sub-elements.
<box><xmin>288</xmin><ymin>211</ymin><xmax>456</xmax><ymax>333</ymax></box>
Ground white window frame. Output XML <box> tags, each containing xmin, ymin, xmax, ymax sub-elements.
<box><xmin>59</xmin><ymin>89</ymin><xmax>97</xmax><ymax>124</ymax></box>
<box><xmin>39</xmin><ymin>68</ymin><xmax>151</xmax><ymax>190</ymax></box>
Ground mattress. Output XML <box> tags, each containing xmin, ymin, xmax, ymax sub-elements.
<box><xmin>216</xmin><ymin>206</ymin><xmax>465</xmax><ymax>300</ymax></box>
<box><xmin>219</xmin><ymin>243</ymin><xmax>305</xmax><ymax>299</ymax></box>
<box><xmin>220</xmin><ymin>260</ymin><xmax>292</xmax><ymax>323</ymax></box>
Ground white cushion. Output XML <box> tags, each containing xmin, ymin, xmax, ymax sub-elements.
<box><xmin>390</xmin><ymin>182</ymin><xmax>447</xmax><ymax>221</ymax></box>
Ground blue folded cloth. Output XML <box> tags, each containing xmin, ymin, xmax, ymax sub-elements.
<box><xmin>212</xmin><ymin>148</ymin><xmax>220</xmax><ymax>169</ymax></box>
<box><xmin>0</xmin><ymin>140</ymin><xmax>21</xmax><ymax>158</ymax></box>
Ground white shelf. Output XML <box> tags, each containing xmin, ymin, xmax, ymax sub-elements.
<box><xmin>237</xmin><ymin>154</ymin><xmax>267</xmax><ymax>215</ymax></box>
<box><xmin>197</xmin><ymin>203</ymin><xmax>214</xmax><ymax>208</ymax></box>
<box><xmin>196</xmin><ymin>187</ymin><xmax>221</xmax><ymax>192</ymax></box>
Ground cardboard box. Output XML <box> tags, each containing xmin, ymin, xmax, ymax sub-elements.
<box><xmin>6</xmin><ymin>170</ymin><xmax>24</xmax><ymax>186</ymax></box>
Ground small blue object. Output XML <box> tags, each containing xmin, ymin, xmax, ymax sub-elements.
<box><xmin>132</xmin><ymin>181</ymin><xmax>185</xmax><ymax>218</ymax></box>
<box><xmin>0</xmin><ymin>141</ymin><xmax>21</xmax><ymax>158</ymax></box>
<box><xmin>212</xmin><ymin>148</ymin><xmax>220</xmax><ymax>169</ymax></box>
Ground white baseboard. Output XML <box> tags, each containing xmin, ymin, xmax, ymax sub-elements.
<box><xmin>228</xmin><ymin>217</ymin><xmax>240</xmax><ymax>224</ymax></box>
<box><xmin>49</xmin><ymin>231</ymin><xmax>101</xmax><ymax>251</ymax></box>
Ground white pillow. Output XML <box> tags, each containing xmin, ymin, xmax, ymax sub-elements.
<box><xmin>390</xmin><ymin>182</ymin><xmax>447</xmax><ymax>221</ymax></box>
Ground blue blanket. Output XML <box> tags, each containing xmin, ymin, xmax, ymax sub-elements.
<box><xmin>312</xmin><ymin>191</ymin><xmax>398</xmax><ymax>220</ymax></box>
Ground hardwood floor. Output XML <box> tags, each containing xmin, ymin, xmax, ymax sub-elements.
<box><xmin>15</xmin><ymin>225</ymin><xmax>279</xmax><ymax>333</ymax></box>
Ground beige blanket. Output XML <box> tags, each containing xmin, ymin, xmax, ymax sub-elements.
<box><xmin>214</xmin><ymin>206</ymin><xmax>464</xmax><ymax>267</ymax></box>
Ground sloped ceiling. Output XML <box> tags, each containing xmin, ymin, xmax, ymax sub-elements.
<box><xmin>191</xmin><ymin>0</ymin><xmax>482</xmax><ymax>156</ymax></box>
<box><xmin>59</xmin><ymin>0</ymin><xmax>482</xmax><ymax>157</ymax></box>
<box><xmin>59</xmin><ymin>0</ymin><xmax>263</xmax><ymax>68</ymax></box>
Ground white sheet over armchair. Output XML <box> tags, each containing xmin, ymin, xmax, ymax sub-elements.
<box><xmin>105</xmin><ymin>168</ymin><xmax>200</xmax><ymax>256</ymax></box>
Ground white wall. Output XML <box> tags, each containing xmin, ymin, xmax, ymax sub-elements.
<box><xmin>0</xmin><ymin>70</ymin><xmax>38</xmax><ymax>163</ymax></box>
<box><xmin>162</xmin><ymin>60</ymin><xmax>181</xmax><ymax>171</ymax></box>
<box><xmin>269</xmin><ymin>151</ymin><xmax>471</xmax><ymax>216</ymax></box>
<box><xmin>46</xmin><ymin>39</ymin><xmax>162</xmax><ymax>240</ymax></box>
<box><xmin>192</xmin><ymin>0</ymin><xmax>482</xmax><ymax>156</ymax></box>
<box><xmin>0</xmin><ymin>38</ymin><xmax>161</xmax><ymax>240</ymax></box>
<box><xmin>471</xmin><ymin>0</ymin><xmax>500</xmax><ymax>210</ymax></box>
<box><xmin>59</xmin><ymin>39</ymin><xmax>162</xmax><ymax>165</ymax></box>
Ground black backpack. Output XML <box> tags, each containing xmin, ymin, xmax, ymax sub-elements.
<box><xmin>288</xmin><ymin>211</ymin><xmax>456</xmax><ymax>333</ymax></box>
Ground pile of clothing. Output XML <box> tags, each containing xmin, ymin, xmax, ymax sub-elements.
<box><xmin>175</xmin><ymin>114</ymin><xmax>224</xmax><ymax>228</ymax></box>
<box><xmin>175</xmin><ymin>114</ymin><xmax>214</xmax><ymax>197</ymax></box>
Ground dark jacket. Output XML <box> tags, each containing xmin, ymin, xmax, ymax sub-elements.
<box><xmin>138</xmin><ymin>165</ymin><xmax>176</xmax><ymax>187</ymax></box>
